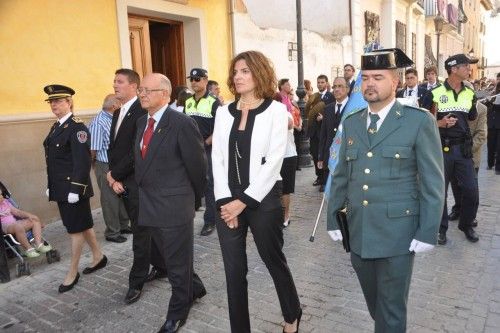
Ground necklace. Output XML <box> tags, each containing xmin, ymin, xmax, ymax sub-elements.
<box><xmin>238</xmin><ymin>97</ymin><xmax>263</xmax><ymax>111</ymax></box>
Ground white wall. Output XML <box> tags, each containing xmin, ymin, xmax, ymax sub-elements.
<box><xmin>232</xmin><ymin>13</ymin><xmax>348</xmax><ymax>90</ymax></box>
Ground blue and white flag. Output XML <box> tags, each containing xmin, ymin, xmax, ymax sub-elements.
<box><xmin>324</xmin><ymin>72</ymin><xmax>367</xmax><ymax>198</ymax></box>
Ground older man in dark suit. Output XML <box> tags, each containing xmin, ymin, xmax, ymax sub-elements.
<box><xmin>106</xmin><ymin>69</ymin><xmax>166</xmax><ymax>304</ymax></box>
<box><xmin>317</xmin><ymin>76</ymin><xmax>349</xmax><ymax>192</ymax></box>
<box><xmin>134</xmin><ymin>73</ymin><xmax>207</xmax><ymax>333</ymax></box>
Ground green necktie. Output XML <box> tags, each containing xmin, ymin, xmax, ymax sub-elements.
<box><xmin>368</xmin><ymin>113</ymin><xmax>380</xmax><ymax>144</ymax></box>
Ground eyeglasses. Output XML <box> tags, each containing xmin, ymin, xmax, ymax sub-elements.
<box><xmin>136</xmin><ymin>88</ymin><xmax>165</xmax><ymax>95</ymax></box>
<box><xmin>189</xmin><ymin>77</ymin><xmax>202</xmax><ymax>82</ymax></box>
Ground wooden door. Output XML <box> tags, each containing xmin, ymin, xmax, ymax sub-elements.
<box><xmin>149</xmin><ymin>23</ymin><xmax>185</xmax><ymax>89</ymax></box>
<box><xmin>128</xmin><ymin>16</ymin><xmax>152</xmax><ymax>78</ymax></box>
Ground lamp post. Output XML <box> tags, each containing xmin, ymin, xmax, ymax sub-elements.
<box><xmin>295</xmin><ymin>0</ymin><xmax>311</xmax><ymax>167</ymax></box>
<box><xmin>434</xmin><ymin>14</ymin><xmax>444</xmax><ymax>76</ymax></box>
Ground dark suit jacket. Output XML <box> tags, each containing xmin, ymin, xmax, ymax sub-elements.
<box><xmin>487</xmin><ymin>103</ymin><xmax>500</xmax><ymax>129</ymax></box>
<box><xmin>306</xmin><ymin>91</ymin><xmax>334</xmax><ymax>139</ymax></box>
<box><xmin>396</xmin><ymin>86</ymin><xmax>432</xmax><ymax>110</ymax></box>
<box><xmin>348</xmin><ymin>80</ymin><xmax>355</xmax><ymax>96</ymax></box>
<box><xmin>134</xmin><ymin>108</ymin><xmax>207</xmax><ymax>228</ymax></box>
<box><xmin>318</xmin><ymin>102</ymin><xmax>345</xmax><ymax>162</ymax></box>
<box><xmin>108</xmin><ymin>98</ymin><xmax>147</xmax><ymax>182</ymax></box>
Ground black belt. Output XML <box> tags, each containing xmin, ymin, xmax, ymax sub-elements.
<box><xmin>442</xmin><ymin>137</ymin><xmax>466</xmax><ymax>152</ymax></box>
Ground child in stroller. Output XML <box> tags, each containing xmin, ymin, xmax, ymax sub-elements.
<box><xmin>0</xmin><ymin>192</ymin><xmax>52</xmax><ymax>258</ymax></box>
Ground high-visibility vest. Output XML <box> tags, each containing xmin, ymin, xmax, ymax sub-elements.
<box><xmin>431</xmin><ymin>84</ymin><xmax>474</xmax><ymax>115</ymax></box>
<box><xmin>185</xmin><ymin>94</ymin><xmax>216</xmax><ymax>118</ymax></box>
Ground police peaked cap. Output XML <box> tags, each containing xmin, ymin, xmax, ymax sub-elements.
<box><xmin>44</xmin><ymin>84</ymin><xmax>75</xmax><ymax>101</ymax></box>
<box><xmin>361</xmin><ymin>48</ymin><xmax>414</xmax><ymax>70</ymax></box>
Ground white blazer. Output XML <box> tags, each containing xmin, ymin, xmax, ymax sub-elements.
<box><xmin>212</xmin><ymin>100</ymin><xmax>288</xmax><ymax>205</ymax></box>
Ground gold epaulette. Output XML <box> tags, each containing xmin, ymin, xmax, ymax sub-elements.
<box><xmin>72</xmin><ymin>117</ymin><xmax>83</xmax><ymax>123</ymax></box>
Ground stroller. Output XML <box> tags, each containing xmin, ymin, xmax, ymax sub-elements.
<box><xmin>1</xmin><ymin>181</ymin><xmax>60</xmax><ymax>277</ymax></box>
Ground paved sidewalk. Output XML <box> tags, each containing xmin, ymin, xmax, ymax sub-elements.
<box><xmin>1</xmin><ymin>161</ymin><xmax>499</xmax><ymax>332</ymax></box>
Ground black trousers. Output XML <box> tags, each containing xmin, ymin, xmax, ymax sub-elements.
<box><xmin>293</xmin><ymin>129</ymin><xmax>302</xmax><ymax>169</ymax></box>
<box><xmin>150</xmin><ymin>221</ymin><xmax>205</xmax><ymax>321</ymax></box>
<box><xmin>450</xmin><ymin>167</ymin><xmax>479</xmax><ymax>219</ymax></box>
<box><xmin>216</xmin><ymin>188</ymin><xmax>301</xmax><ymax>333</ymax></box>
<box><xmin>0</xmin><ymin>230</ymin><xmax>10</xmax><ymax>283</ymax></box>
<box><xmin>122</xmin><ymin>178</ymin><xmax>164</xmax><ymax>290</ymax></box>
<box><xmin>309</xmin><ymin>135</ymin><xmax>322</xmax><ymax>179</ymax></box>
<box><xmin>487</xmin><ymin>128</ymin><xmax>500</xmax><ymax>170</ymax></box>
<box><xmin>440</xmin><ymin>145</ymin><xmax>479</xmax><ymax>233</ymax></box>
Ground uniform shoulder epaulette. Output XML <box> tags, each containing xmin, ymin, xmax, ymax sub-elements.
<box><xmin>72</xmin><ymin>116</ymin><xmax>83</xmax><ymax>123</ymax></box>
<box><xmin>343</xmin><ymin>108</ymin><xmax>365</xmax><ymax>120</ymax></box>
<box><xmin>404</xmin><ymin>105</ymin><xmax>427</xmax><ymax>112</ymax></box>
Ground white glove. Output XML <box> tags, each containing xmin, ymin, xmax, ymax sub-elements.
<box><xmin>409</xmin><ymin>239</ymin><xmax>434</xmax><ymax>253</ymax></box>
<box><xmin>328</xmin><ymin>230</ymin><xmax>343</xmax><ymax>241</ymax></box>
<box><xmin>67</xmin><ymin>193</ymin><xmax>79</xmax><ymax>203</ymax></box>
<box><xmin>45</xmin><ymin>189</ymin><xmax>49</xmax><ymax>197</ymax></box>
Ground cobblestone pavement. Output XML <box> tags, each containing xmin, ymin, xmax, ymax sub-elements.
<box><xmin>1</xmin><ymin>158</ymin><xmax>500</xmax><ymax>333</ymax></box>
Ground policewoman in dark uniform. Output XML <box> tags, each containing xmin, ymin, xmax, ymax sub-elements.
<box><xmin>43</xmin><ymin>85</ymin><xmax>107</xmax><ymax>293</ymax></box>
<box><xmin>430</xmin><ymin>54</ymin><xmax>480</xmax><ymax>245</ymax></box>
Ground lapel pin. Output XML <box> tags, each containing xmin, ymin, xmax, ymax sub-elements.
<box><xmin>63</xmin><ymin>124</ymin><xmax>68</xmax><ymax>128</ymax></box>
<box><xmin>348</xmin><ymin>138</ymin><xmax>354</xmax><ymax>145</ymax></box>
<box><xmin>396</xmin><ymin>110</ymin><xmax>401</xmax><ymax>116</ymax></box>
<box><xmin>158</xmin><ymin>128</ymin><xmax>162</xmax><ymax>133</ymax></box>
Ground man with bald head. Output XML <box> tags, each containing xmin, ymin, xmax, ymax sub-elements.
<box><xmin>134</xmin><ymin>73</ymin><xmax>208</xmax><ymax>332</ymax></box>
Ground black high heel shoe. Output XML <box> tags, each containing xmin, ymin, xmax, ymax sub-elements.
<box><xmin>58</xmin><ymin>272</ymin><xmax>80</xmax><ymax>293</ymax></box>
<box><xmin>283</xmin><ymin>308</ymin><xmax>302</xmax><ymax>333</ymax></box>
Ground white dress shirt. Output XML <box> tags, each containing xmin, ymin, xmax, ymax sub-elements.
<box><xmin>115</xmin><ymin>96</ymin><xmax>137</xmax><ymax>138</ymax></box>
<box><xmin>366</xmin><ymin>99</ymin><xmax>395</xmax><ymax>129</ymax></box>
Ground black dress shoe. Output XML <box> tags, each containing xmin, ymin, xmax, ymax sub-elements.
<box><xmin>58</xmin><ymin>273</ymin><xmax>80</xmax><ymax>293</ymax></box>
<box><xmin>106</xmin><ymin>235</ymin><xmax>127</xmax><ymax>243</ymax></box>
<box><xmin>496</xmin><ymin>170</ymin><xmax>500</xmax><ymax>175</ymax></box>
<box><xmin>158</xmin><ymin>319</ymin><xmax>186</xmax><ymax>333</ymax></box>
<box><xmin>200</xmin><ymin>224</ymin><xmax>215</xmax><ymax>236</ymax></box>
<box><xmin>448</xmin><ymin>211</ymin><xmax>460</xmax><ymax>221</ymax></box>
<box><xmin>460</xmin><ymin>227</ymin><xmax>479</xmax><ymax>242</ymax></box>
<box><xmin>312</xmin><ymin>179</ymin><xmax>320</xmax><ymax>186</ymax></box>
<box><xmin>193</xmin><ymin>286</ymin><xmax>207</xmax><ymax>301</ymax></box>
<box><xmin>472</xmin><ymin>219</ymin><xmax>478</xmax><ymax>228</ymax></box>
<box><xmin>124</xmin><ymin>288</ymin><xmax>142</xmax><ymax>304</ymax></box>
<box><xmin>82</xmin><ymin>255</ymin><xmax>108</xmax><ymax>275</ymax></box>
<box><xmin>319</xmin><ymin>185</ymin><xmax>325</xmax><ymax>192</ymax></box>
<box><xmin>120</xmin><ymin>228</ymin><xmax>132</xmax><ymax>234</ymax></box>
<box><xmin>146</xmin><ymin>268</ymin><xmax>168</xmax><ymax>282</ymax></box>
<box><xmin>437</xmin><ymin>232</ymin><xmax>447</xmax><ymax>245</ymax></box>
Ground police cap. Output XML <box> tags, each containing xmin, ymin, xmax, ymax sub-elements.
<box><xmin>44</xmin><ymin>84</ymin><xmax>75</xmax><ymax>101</ymax></box>
<box><xmin>361</xmin><ymin>48</ymin><xmax>414</xmax><ymax>70</ymax></box>
<box><xmin>444</xmin><ymin>53</ymin><xmax>479</xmax><ymax>71</ymax></box>
<box><xmin>187</xmin><ymin>68</ymin><xmax>208</xmax><ymax>79</ymax></box>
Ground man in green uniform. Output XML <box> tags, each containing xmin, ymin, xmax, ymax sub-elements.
<box><xmin>327</xmin><ymin>48</ymin><xmax>445</xmax><ymax>332</ymax></box>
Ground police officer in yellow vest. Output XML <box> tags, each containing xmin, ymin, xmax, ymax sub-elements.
<box><xmin>431</xmin><ymin>54</ymin><xmax>480</xmax><ymax>245</ymax></box>
<box><xmin>185</xmin><ymin>68</ymin><xmax>220</xmax><ymax>236</ymax></box>
<box><xmin>327</xmin><ymin>48</ymin><xmax>445</xmax><ymax>332</ymax></box>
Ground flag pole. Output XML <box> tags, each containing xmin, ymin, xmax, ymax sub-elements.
<box><xmin>309</xmin><ymin>193</ymin><xmax>325</xmax><ymax>242</ymax></box>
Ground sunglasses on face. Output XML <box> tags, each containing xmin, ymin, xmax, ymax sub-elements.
<box><xmin>190</xmin><ymin>77</ymin><xmax>202</xmax><ymax>82</ymax></box>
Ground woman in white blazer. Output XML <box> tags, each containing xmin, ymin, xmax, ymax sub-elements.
<box><xmin>212</xmin><ymin>50</ymin><xmax>302</xmax><ymax>333</ymax></box>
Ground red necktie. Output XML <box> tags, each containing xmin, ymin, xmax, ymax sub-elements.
<box><xmin>141</xmin><ymin>118</ymin><xmax>155</xmax><ymax>158</ymax></box>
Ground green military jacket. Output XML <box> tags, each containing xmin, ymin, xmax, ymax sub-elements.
<box><xmin>327</xmin><ymin>101</ymin><xmax>445</xmax><ymax>258</ymax></box>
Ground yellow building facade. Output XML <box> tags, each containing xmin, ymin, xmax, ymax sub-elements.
<box><xmin>0</xmin><ymin>0</ymin><xmax>232</xmax><ymax>221</ymax></box>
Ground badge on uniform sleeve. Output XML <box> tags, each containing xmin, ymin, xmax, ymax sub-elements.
<box><xmin>76</xmin><ymin>131</ymin><xmax>88</xmax><ymax>143</ymax></box>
